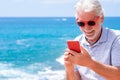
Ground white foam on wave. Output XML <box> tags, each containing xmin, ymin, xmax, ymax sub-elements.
<box><xmin>0</xmin><ymin>63</ymin><xmax>65</xmax><ymax>80</ymax></box>
<box><xmin>38</xmin><ymin>70</ymin><xmax>65</xmax><ymax>80</ymax></box>
<box><xmin>16</xmin><ymin>38</ymin><xmax>33</xmax><ymax>47</ymax></box>
<box><xmin>55</xmin><ymin>18</ymin><xmax>67</xmax><ymax>22</ymax></box>
<box><xmin>0</xmin><ymin>63</ymin><xmax>39</xmax><ymax>80</ymax></box>
<box><xmin>62</xmin><ymin>18</ymin><xmax>67</xmax><ymax>21</ymax></box>
<box><xmin>56</xmin><ymin>55</ymin><xmax>64</xmax><ymax>65</ymax></box>
<box><xmin>16</xmin><ymin>39</ymin><xmax>27</xmax><ymax>45</ymax></box>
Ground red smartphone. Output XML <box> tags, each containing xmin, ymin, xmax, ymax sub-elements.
<box><xmin>67</xmin><ymin>40</ymin><xmax>81</xmax><ymax>53</ymax></box>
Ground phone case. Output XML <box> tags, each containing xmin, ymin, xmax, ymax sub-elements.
<box><xmin>67</xmin><ymin>40</ymin><xmax>81</xmax><ymax>53</ymax></box>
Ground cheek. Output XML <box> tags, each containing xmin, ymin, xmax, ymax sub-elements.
<box><xmin>94</xmin><ymin>26</ymin><xmax>102</xmax><ymax>34</ymax></box>
<box><xmin>94</xmin><ymin>26</ymin><xmax>99</xmax><ymax>30</ymax></box>
<box><xmin>95</xmin><ymin>21</ymin><xmax>102</xmax><ymax>29</ymax></box>
<box><xmin>94</xmin><ymin>22</ymin><xmax>101</xmax><ymax>31</ymax></box>
<box><xmin>79</xmin><ymin>27</ymin><xmax>84</xmax><ymax>32</ymax></box>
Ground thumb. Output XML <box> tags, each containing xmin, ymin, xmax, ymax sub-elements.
<box><xmin>80</xmin><ymin>45</ymin><xmax>89</xmax><ymax>55</ymax></box>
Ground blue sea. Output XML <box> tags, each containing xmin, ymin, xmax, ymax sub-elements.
<box><xmin>0</xmin><ymin>17</ymin><xmax>120</xmax><ymax>80</ymax></box>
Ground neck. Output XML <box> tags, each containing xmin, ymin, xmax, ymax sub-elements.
<box><xmin>87</xmin><ymin>39</ymin><xmax>98</xmax><ymax>45</ymax></box>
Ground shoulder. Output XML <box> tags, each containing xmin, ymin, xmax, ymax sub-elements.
<box><xmin>106</xmin><ymin>28</ymin><xmax>120</xmax><ymax>47</ymax></box>
<box><xmin>104</xmin><ymin>28</ymin><xmax>120</xmax><ymax>41</ymax></box>
<box><xmin>107</xmin><ymin>28</ymin><xmax>120</xmax><ymax>36</ymax></box>
<box><xmin>74</xmin><ymin>34</ymin><xmax>84</xmax><ymax>41</ymax></box>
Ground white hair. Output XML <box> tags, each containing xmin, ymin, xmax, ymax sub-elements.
<box><xmin>75</xmin><ymin>0</ymin><xmax>104</xmax><ymax>16</ymax></box>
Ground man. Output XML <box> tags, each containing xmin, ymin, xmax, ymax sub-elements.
<box><xmin>64</xmin><ymin>0</ymin><xmax>120</xmax><ymax>80</ymax></box>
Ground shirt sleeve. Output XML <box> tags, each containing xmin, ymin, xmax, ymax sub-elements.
<box><xmin>111</xmin><ymin>36</ymin><xmax>120</xmax><ymax>66</ymax></box>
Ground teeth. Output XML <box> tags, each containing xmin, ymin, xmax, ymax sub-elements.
<box><xmin>85</xmin><ymin>30</ymin><xmax>93</xmax><ymax>32</ymax></box>
<box><xmin>86</xmin><ymin>30</ymin><xmax>94</xmax><ymax>33</ymax></box>
<box><xmin>85</xmin><ymin>30</ymin><xmax>94</xmax><ymax>35</ymax></box>
<box><xmin>86</xmin><ymin>31</ymin><xmax>92</xmax><ymax>34</ymax></box>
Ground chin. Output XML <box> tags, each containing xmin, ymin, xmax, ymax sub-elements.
<box><xmin>86</xmin><ymin>36</ymin><xmax>96</xmax><ymax>41</ymax></box>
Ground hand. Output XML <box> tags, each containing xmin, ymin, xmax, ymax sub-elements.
<box><xmin>64</xmin><ymin>50</ymin><xmax>74</xmax><ymax>70</ymax></box>
<box><xmin>66</xmin><ymin>46</ymin><xmax>94</xmax><ymax>67</ymax></box>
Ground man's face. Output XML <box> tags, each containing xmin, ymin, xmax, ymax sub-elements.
<box><xmin>76</xmin><ymin>10</ymin><xmax>104</xmax><ymax>43</ymax></box>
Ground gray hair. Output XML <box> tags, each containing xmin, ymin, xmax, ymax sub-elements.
<box><xmin>75</xmin><ymin>0</ymin><xmax>103</xmax><ymax>16</ymax></box>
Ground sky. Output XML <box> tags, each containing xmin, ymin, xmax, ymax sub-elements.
<box><xmin>0</xmin><ymin>0</ymin><xmax>120</xmax><ymax>17</ymax></box>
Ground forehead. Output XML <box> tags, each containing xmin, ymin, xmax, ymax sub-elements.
<box><xmin>76</xmin><ymin>10</ymin><xmax>97</xmax><ymax>21</ymax></box>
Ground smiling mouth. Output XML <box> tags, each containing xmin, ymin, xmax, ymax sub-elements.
<box><xmin>85</xmin><ymin>30</ymin><xmax>94</xmax><ymax>35</ymax></box>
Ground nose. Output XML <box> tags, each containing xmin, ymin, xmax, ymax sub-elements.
<box><xmin>84</xmin><ymin>25</ymin><xmax>92</xmax><ymax>31</ymax></box>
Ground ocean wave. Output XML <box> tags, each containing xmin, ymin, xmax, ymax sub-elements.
<box><xmin>0</xmin><ymin>63</ymin><xmax>65</xmax><ymax>80</ymax></box>
<box><xmin>56</xmin><ymin>55</ymin><xmax>64</xmax><ymax>65</ymax></box>
<box><xmin>38</xmin><ymin>70</ymin><xmax>65</xmax><ymax>80</ymax></box>
<box><xmin>16</xmin><ymin>39</ymin><xmax>32</xmax><ymax>46</ymax></box>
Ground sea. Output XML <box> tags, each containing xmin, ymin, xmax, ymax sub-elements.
<box><xmin>0</xmin><ymin>17</ymin><xmax>120</xmax><ymax>80</ymax></box>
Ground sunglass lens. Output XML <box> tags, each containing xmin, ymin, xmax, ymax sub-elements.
<box><xmin>77</xmin><ymin>22</ymin><xmax>85</xmax><ymax>27</ymax></box>
<box><xmin>88</xmin><ymin>21</ymin><xmax>95</xmax><ymax>26</ymax></box>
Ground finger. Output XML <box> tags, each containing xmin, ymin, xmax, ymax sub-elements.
<box><xmin>64</xmin><ymin>52</ymin><xmax>69</xmax><ymax>55</ymax></box>
<box><xmin>66</xmin><ymin>49</ymin><xmax>78</xmax><ymax>56</ymax></box>
<box><xmin>64</xmin><ymin>50</ymin><xmax>73</xmax><ymax>57</ymax></box>
<box><xmin>64</xmin><ymin>55</ymin><xmax>69</xmax><ymax>60</ymax></box>
<box><xmin>64</xmin><ymin>51</ymin><xmax>72</xmax><ymax>59</ymax></box>
<box><xmin>64</xmin><ymin>53</ymin><xmax>73</xmax><ymax>62</ymax></box>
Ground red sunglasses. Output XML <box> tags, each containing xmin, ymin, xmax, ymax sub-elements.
<box><xmin>76</xmin><ymin>16</ymin><xmax>100</xmax><ymax>27</ymax></box>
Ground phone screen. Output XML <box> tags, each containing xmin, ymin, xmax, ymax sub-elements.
<box><xmin>67</xmin><ymin>40</ymin><xmax>81</xmax><ymax>53</ymax></box>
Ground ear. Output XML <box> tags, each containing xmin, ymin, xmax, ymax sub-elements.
<box><xmin>100</xmin><ymin>14</ymin><xmax>104</xmax><ymax>23</ymax></box>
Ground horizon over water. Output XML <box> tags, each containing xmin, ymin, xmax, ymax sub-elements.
<box><xmin>0</xmin><ymin>17</ymin><xmax>120</xmax><ymax>80</ymax></box>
